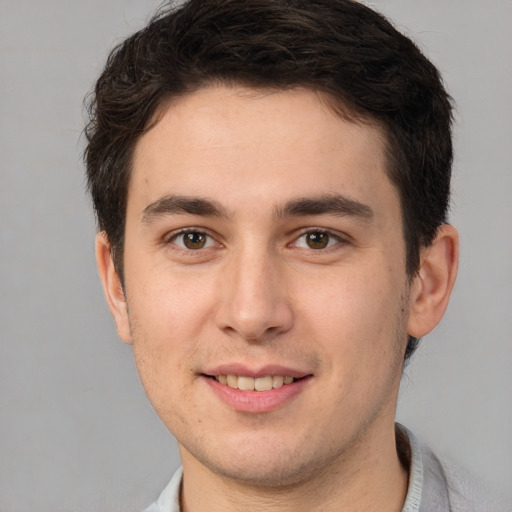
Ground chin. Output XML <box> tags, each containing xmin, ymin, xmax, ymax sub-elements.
<box><xmin>181</xmin><ymin>432</ymin><xmax>344</xmax><ymax>489</ymax></box>
<box><xmin>209</xmin><ymin>458</ymin><xmax>323</xmax><ymax>488</ymax></box>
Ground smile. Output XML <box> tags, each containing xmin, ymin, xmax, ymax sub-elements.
<box><xmin>204</xmin><ymin>372</ymin><xmax>311</xmax><ymax>413</ymax></box>
<box><xmin>214</xmin><ymin>375</ymin><xmax>295</xmax><ymax>391</ymax></box>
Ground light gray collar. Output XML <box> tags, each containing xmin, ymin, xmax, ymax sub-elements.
<box><xmin>399</xmin><ymin>424</ymin><xmax>424</xmax><ymax>512</ymax></box>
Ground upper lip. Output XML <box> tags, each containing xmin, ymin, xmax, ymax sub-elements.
<box><xmin>203</xmin><ymin>364</ymin><xmax>311</xmax><ymax>379</ymax></box>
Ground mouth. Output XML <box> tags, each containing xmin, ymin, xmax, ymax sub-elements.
<box><xmin>202</xmin><ymin>370</ymin><xmax>312</xmax><ymax>413</ymax></box>
<box><xmin>207</xmin><ymin>374</ymin><xmax>298</xmax><ymax>392</ymax></box>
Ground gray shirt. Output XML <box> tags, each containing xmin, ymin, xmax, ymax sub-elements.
<box><xmin>144</xmin><ymin>425</ymin><xmax>508</xmax><ymax>512</ymax></box>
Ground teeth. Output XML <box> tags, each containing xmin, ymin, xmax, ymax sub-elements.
<box><xmin>272</xmin><ymin>375</ymin><xmax>284</xmax><ymax>388</ymax></box>
<box><xmin>255</xmin><ymin>375</ymin><xmax>273</xmax><ymax>391</ymax></box>
<box><xmin>215</xmin><ymin>374</ymin><xmax>296</xmax><ymax>391</ymax></box>
<box><xmin>227</xmin><ymin>375</ymin><xmax>238</xmax><ymax>388</ymax></box>
<box><xmin>238</xmin><ymin>376</ymin><xmax>254</xmax><ymax>391</ymax></box>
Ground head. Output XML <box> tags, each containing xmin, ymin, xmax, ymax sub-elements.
<box><xmin>85</xmin><ymin>0</ymin><xmax>454</xmax><ymax>363</ymax></box>
<box><xmin>86</xmin><ymin>0</ymin><xmax>459</xmax><ymax>490</ymax></box>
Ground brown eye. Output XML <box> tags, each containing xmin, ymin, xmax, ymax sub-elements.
<box><xmin>183</xmin><ymin>232</ymin><xmax>207</xmax><ymax>249</ymax></box>
<box><xmin>293</xmin><ymin>230</ymin><xmax>341</xmax><ymax>250</ymax></box>
<box><xmin>305</xmin><ymin>232</ymin><xmax>331</xmax><ymax>249</ymax></box>
<box><xmin>171</xmin><ymin>231</ymin><xmax>215</xmax><ymax>250</ymax></box>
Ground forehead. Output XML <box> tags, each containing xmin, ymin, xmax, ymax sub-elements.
<box><xmin>130</xmin><ymin>85</ymin><xmax>397</xmax><ymax>218</ymax></box>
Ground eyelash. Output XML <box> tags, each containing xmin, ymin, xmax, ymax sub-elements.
<box><xmin>164</xmin><ymin>227</ymin><xmax>348</xmax><ymax>253</ymax></box>
<box><xmin>165</xmin><ymin>228</ymin><xmax>219</xmax><ymax>251</ymax></box>
<box><xmin>290</xmin><ymin>228</ymin><xmax>347</xmax><ymax>251</ymax></box>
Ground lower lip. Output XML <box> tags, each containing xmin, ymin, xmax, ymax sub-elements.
<box><xmin>203</xmin><ymin>376</ymin><xmax>311</xmax><ymax>413</ymax></box>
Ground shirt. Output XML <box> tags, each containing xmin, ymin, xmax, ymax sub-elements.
<box><xmin>144</xmin><ymin>425</ymin><xmax>509</xmax><ymax>512</ymax></box>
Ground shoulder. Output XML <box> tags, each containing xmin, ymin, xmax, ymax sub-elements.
<box><xmin>398</xmin><ymin>424</ymin><xmax>509</xmax><ymax>512</ymax></box>
<box><xmin>421</xmin><ymin>443</ymin><xmax>510</xmax><ymax>512</ymax></box>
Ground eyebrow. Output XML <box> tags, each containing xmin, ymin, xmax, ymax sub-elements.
<box><xmin>142</xmin><ymin>195</ymin><xmax>230</xmax><ymax>223</ymax></box>
<box><xmin>141</xmin><ymin>192</ymin><xmax>373</xmax><ymax>224</ymax></box>
<box><xmin>276</xmin><ymin>194</ymin><xmax>374</xmax><ymax>221</ymax></box>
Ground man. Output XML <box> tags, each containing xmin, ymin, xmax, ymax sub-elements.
<box><xmin>84</xmin><ymin>1</ymin><xmax>505</xmax><ymax>510</ymax></box>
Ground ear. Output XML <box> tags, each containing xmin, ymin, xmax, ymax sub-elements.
<box><xmin>407</xmin><ymin>224</ymin><xmax>459</xmax><ymax>338</ymax></box>
<box><xmin>95</xmin><ymin>232</ymin><xmax>133</xmax><ymax>344</ymax></box>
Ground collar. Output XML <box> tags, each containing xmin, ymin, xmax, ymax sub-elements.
<box><xmin>397</xmin><ymin>424</ymin><xmax>424</xmax><ymax>512</ymax></box>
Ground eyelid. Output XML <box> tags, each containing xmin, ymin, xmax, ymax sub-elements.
<box><xmin>290</xmin><ymin>227</ymin><xmax>350</xmax><ymax>249</ymax></box>
<box><xmin>164</xmin><ymin>227</ymin><xmax>221</xmax><ymax>250</ymax></box>
<box><xmin>161</xmin><ymin>226</ymin><xmax>349</xmax><ymax>251</ymax></box>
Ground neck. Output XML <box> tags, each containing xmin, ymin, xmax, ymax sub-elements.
<box><xmin>179</xmin><ymin>420</ymin><xmax>408</xmax><ymax>512</ymax></box>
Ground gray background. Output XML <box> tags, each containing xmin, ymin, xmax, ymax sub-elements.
<box><xmin>1</xmin><ymin>1</ymin><xmax>511</xmax><ymax>510</ymax></box>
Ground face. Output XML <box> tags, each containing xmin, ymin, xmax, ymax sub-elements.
<box><xmin>112</xmin><ymin>86</ymin><xmax>415</xmax><ymax>486</ymax></box>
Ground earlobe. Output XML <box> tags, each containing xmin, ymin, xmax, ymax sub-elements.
<box><xmin>407</xmin><ymin>224</ymin><xmax>459</xmax><ymax>338</ymax></box>
<box><xmin>95</xmin><ymin>232</ymin><xmax>133</xmax><ymax>344</ymax></box>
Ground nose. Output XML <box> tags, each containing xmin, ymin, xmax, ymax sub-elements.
<box><xmin>214</xmin><ymin>248</ymin><xmax>294</xmax><ymax>342</ymax></box>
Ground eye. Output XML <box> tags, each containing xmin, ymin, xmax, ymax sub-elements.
<box><xmin>170</xmin><ymin>231</ymin><xmax>216</xmax><ymax>250</ymax></box>
<box><xmin>294</xmin><ymin>230</ymin><xmax>341</xmax><ymax>250</ymax></box>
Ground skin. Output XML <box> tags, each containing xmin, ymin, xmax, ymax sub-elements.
<box><xmin>97</xmin><ymin>86</ymin><xmax>458</xmax><ymax>511</ymax></box>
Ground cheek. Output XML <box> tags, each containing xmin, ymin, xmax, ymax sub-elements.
<box><xmin>302</xmin><ymin>263</ymin><xmax>407</xmax><ymax>371</ymax></box>
<box><xmin>125</xmin><ymin>270</ymin><xmax>214</xmax><ymax>399</ymax></box>
<box><xmin>128</xmin><ymin>293</ymin><xmax>199</xmax><ymax>429</ymax></box>
<box><xmin>128</xmin><ymin>263</ymin><xmax>213</xmax><ymax>339</ymax></box>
